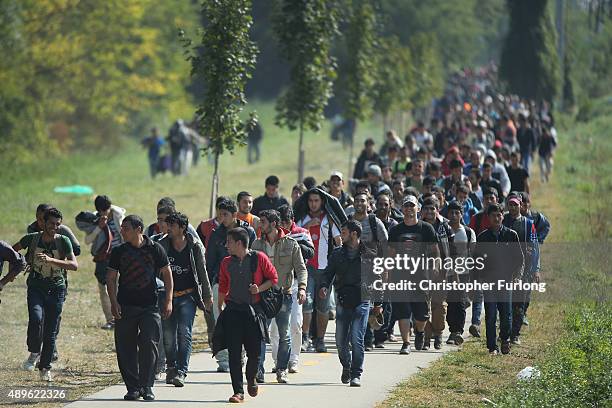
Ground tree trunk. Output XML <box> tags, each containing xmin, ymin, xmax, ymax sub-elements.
<box><xmin>209</xmin><ymin>150</ymin><xmax>220</xmax><ymax>218</ymax></box>
<box><xmin>348</xmin><ymin>121</ymin><xmax>357</xmax><ymax>178</ymax></box>
<box><xmin>298</xmin><ymin>122</ymin><xmax>305</xmax><ymax>183</ymax></box>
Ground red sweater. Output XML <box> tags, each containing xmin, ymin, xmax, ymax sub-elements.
<box><xmin>218</xmin><ymin>251</ymin><xmax>278</xmax><ymax>304</ymax></box>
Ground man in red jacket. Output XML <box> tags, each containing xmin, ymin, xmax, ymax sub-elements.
<box><xmin>218</xmin><ymin>228</ymin><xmax>278</xmax><ymax>403</ymax></box>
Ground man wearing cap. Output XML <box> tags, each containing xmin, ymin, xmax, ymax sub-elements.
<box><xmin>320</xmin><ymin>219</ymin><xmax>383</xmax><ymax>387</ymax></box>
<box><xmin>328</xmin><ymin>171</ymin><xmax>354</xmax><ymax>210</ymax></box>
<box><xmin>353</xmin><ymin>138</ymin><xmax>383</xmax><ymax>180</ymax></box>
<box><xmin>503</xmin><ymin>194</ymin><xmax>539</xmax><ymax>344</ymax></box>
<box><xmin>388</xmin><ymin>195</ymin><xmax>440</xmax><ymax>354</ymax></box>
<box><xmin>366</xmin><ymin>165</ymin><xmax>392</xmax><ymax>199</ymax></box>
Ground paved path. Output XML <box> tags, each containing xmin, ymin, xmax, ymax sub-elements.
<box><xmin>66</xmin><ymin>313</ymin><xmax>472</xmax><ymax>408</ymax></box>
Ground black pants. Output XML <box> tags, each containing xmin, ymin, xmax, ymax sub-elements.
<box><xmin>114</xmin><ymin>305</ymin><xmax>161</xmax><ymax>392</ymax></box>
<box><xmin>446</xmin><ymin>289</ymin><xmax>468</xmax><ymax>334</ymax></box>
<box><xmin>224</xmin><ymin>308</ymin><xmax>262</xmax><ymax>395</ymax></box>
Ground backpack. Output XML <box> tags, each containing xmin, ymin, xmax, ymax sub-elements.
<box><xmin>26</xmin><ymin>232</ymin><xmax>66</xmax><ymax>266</ymax></box>
<box><xmin>249</xmin><ymin>251</ymin><xmax>283</xmax><ymax>319</ymax></box>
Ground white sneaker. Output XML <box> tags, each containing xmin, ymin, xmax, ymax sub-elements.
<box><xmin>288</xmin><ymin>361</ymin><xmax>299</xmax><ymax>373</ymax></box>
<box><xmin>23</xmin><ymin>353</ymin><xmax>40</xmax><ymax>371</ymax></box>
<box><xmin>40</xmin><ymin>368</ymin><xmax>53</xmax><ymax>382</ymax></box>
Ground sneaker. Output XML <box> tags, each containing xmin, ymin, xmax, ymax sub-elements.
<box><xmin>271</xmin><ymin>364</ymin><xmax>277</xmax><ymax>373</ymax></box>
<box><xmin>247</xmin><ymin>379</ymin><xmax>258</xmax><ymax>397</ymax></box>
<box><xmin>140</xmin><ymin>387</ymin><xmax>155</xmax><ymax>401</ymax></box>
<box><xmin>510</xmin><ymin>336</ymin><xmax>521</xmax><ymax>345</ymax></box>
<box><xmin>229</xmin><ymin>393</ymin><xmax>244</xmax><ymax>403</ymax></box>
<box><xmin>350</xmin><ymin>377</ymin><xmax>361</xmax><ymax>387</ymax></box>
<box><xmin>399</xmin><ymin>342</ymin><xmax>411</xmax><ymax>355</ymax></box>
<box><xmin>522</xmin><ymin>316</ymin><xmax>529</xmax><ymax>326</ymax></box>
<box><xmin>40</xmin><ymin>368</ymin><xmax>53</xmax><ymax>382</ymax></box>
<box><xmin>255</xmin><ymin>370</ymin><xmax>265</xmax><ymax>384</ymax></box>
<box><xmin>155</xmin><ymin>372</ymin><xmax>164</xmax><ymax>381</ymax></box>
<box><xmin>216</xmin><ymin>365</ymin><xmax>229</xmax><ymax>373</ymax></box>
<box><xmin>454</xmin><ymin>333</ymin><xmax>464</xmax><ymax>346</ymax></box>
<box><xmin>124</xmin><ymin>390</ymin><xmax>141</xmax><ymax>401</ymax></box>
<box><xmin>288</xmin><ymin>362</ymin><xmax>299</xmax><ymax>374</ymax></box>
<box><xmin>489</xmin><ymin>349</ymin><xmax>499</xmax><ymax>356</ymax></box>
<box><xmin>501</xmin><ymin>341</ymin><xmax>511</xmax><ymax>355</ymax></box>
<box><xmin>388</xmin><ymin>334</ymin><xmax>399</xmax><ymax>343</ymax></box>
<box><xmin>276</xmin><ymin>369</ymin><xmax>288</xmax><ymax>384</ymax></box>
<box><xmin>365</xmin><ymin>344</ymin><xmax>373</xmax><ymax>352</ymax></box>
<box><xmin>446</xmin><ymin>333</ymin><xmax>457</xmax><ymax>345</ymax></box>
<box><xmin>51</xmin><ymin>350</ymin><xmax>59</xmax><ymax>362</ymax></box>
<box><xmin>172</xmin><ymin>372</ymin><xmax>186</xmax><ymax>387</ymax></box>
<box><xmin>469</xmin><ymin>324</ymin><xmax>481</xmax><ymax>338</ymax></box>
<box><xmin>301</xmin><ymin>336</ymin><xmax>310</xmax><ymax>352</ymax></box>
<box><xmin>414</xmin><ymin>332</ymin><xmax>425</xmax><ymax>351</ymax></box>
<box><xmin>374</xmin><ymin>342</ymin><xmax>385</xmax><ymax>349</ymax></box>
<box><xmin>23</xmin><ymin>353</ymin><xmax>40</xmax><ymax>371</ymax></box>
<box><xmin>100</xmin><ymin>321</ymin><xmax>115</xmax><ymax>330</ymax></box>
<box><xmin>166</xmin><ymin>367</ymin><xmax>177</xmax><ymax>384</ymax></box>
<box><xmin>433</xmin><ymin>336</ymin><xmax>442</xmax><ymax>350</ymax></box>
<box><xmin>315</xmin><ymin>338</ymin><xmax>327</xmax><ymax>353</ymax></box>
<box><xmin>341</xmin><ymin>368</ymin><xmax>351</xmax><ymax>384</ymax></box>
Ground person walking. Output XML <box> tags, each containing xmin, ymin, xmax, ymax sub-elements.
<box><xmin>106</xmin><ymin>215</ymin><xmax>173</xmax><ymax>401</ymax></box>
<box><xmin>157</xmin><ymin>212</ymin><xmax>213</xmax><ymax>387</ymax></box>
<box><xmin>13</xmin><ymin>208</ymin><xmax>78</xmax><ymax>381</ymax></box>
<box><xmin>252</xmin><ymin>210</ymin><xmax>307</xmax><ymax>383</ymax></box>
<box><xmin>216</xmin><ymin>228</ymin><xmax>278</xmax><ymax>403</ymax></box>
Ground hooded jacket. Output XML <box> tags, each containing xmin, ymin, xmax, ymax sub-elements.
<box><xmin>205</xmin><ymin>219</ymin><xmax>256</xmax><ymax>284</ymax></box>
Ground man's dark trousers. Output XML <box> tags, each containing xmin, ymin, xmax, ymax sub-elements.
<box><xmin>114</xmin><ymin>305</ymin><xmax>161</xmax><ymax>392</ymax></box>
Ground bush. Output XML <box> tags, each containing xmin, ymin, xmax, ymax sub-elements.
<box><xmin>496</xmin><ymin>303</ymin><xmax>612</xmax><ymax>407</ymax></box>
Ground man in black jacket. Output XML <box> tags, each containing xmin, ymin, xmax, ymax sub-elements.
<box><xmin>475</xmin><ymin>204</ymin><xmax>524</xmax><ymax>355</ymax></box>
<box><xmin>320</xmin><ymin>220</ymin><xmax>382</xmax><ymax>387</ymax></box>
<box><xmin>252</xmin><ymin>175</ymin><xmax>290</xmax><ymax>216</ymax></box>
<box><xmin>205</xmin><ymin>199</ymin><xmax>256</xmax><ymax>372</ymax></box>
<box><xmin>353</xmin><ymin>138</ymin><xmax>383</xmax><ymax>180</ymax></box>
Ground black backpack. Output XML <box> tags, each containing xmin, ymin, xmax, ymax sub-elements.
<box><xmin>249</xmin><ymin>251</ymin><xmax>283</xmax><ymax>319</ymax></box>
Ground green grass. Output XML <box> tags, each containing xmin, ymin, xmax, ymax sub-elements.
<box><xmin>378</xmin><ymin>96</ymin><xmax>612</xmax><ymax>408</ymax></box>
<box><xmin>0</xmin><ymin>101</ymin><xmax>383</xmax><ymax>406</ymax></box>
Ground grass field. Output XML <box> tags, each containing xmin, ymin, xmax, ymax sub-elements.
<box><xmin>0</xmin><ymin>101</ymin><xmax>381</xmax><ymax>406</ymax></box>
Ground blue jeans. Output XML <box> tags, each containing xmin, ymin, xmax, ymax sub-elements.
<box><xmin>259</xmin><ymin>294</ymin><xmax>293</xmax><ymax>372</ymax></box>
<box><xmin>162</xmin><ymin>294</ymin><xmax>197</xmax><ymax>375</ymax></box>
<box><xmin>27</xmin><ymin>285</ymin><xmax>66</xmax><ymax>370</ymax></box>
<box><xmin>335</xmin><ymin>301</ymin><xmax>370</xmax><ymax>379</ymax></box>
<box><xmin>471</xmin><ymin>289</ymin><xmax>483</xmax><ymax>325</ymax></box>
<box><xmin>521</xmin><ymin>151</ymin><xmax>531</xmax><ymax>173</ymax></box>
<box><xmin>483</xmin><ymin>292</ymin><xmax>512</xmax><ymax>352</ymax></box>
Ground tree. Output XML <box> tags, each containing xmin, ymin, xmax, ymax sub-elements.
<box><xmin>273</xmin><ymin>0</ymin><xmax>339</xmax><ymax>182</ymax></box>
<box><xmin>408</xmin><ymin>32</ymin><xmax>444</xmax><ymax>112</ymax></box>
<box><xmin>337</xmin><ymin>0</ymin><xmax>379</xmax><ymax>176</ymax></box>
<box><xmin>372</xmin><ymin>36</ymin><xmax>415</xmax><ymax>134</ymax></box>
<box><xmin>182</xmin><ymin>0</ymin><xmax>258</xmax><ymax>217</ymax></box>
<box><xmin>500</xmin><ymin>0</ymin><xmax>560</xmax><ymax>102</ymax></box>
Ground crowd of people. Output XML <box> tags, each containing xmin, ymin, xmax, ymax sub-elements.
<box><xmin>141</xmin><ymin>119</ymin><xmax>206</xmax><ymax>178</ymax></box>
<box><xmin>0</xmin><ymin>66</ymin><xmax>555</xmax><ymax>403</ymax></box>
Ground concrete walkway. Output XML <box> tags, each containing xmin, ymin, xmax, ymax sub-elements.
<box><xmin>66</xmin><ymin>314</ymin><xmax>472</xmax><ymax>408</ymax></box>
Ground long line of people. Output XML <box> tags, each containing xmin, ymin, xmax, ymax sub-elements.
<box><xmin>0</xmin><ymin>66</ymin><xmax>553</xmax><ymax>403</ymax></box>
